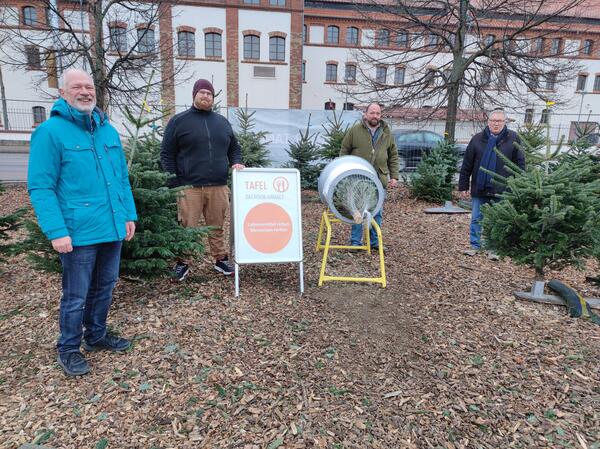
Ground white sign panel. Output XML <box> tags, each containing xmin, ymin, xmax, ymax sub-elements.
<box><xmin>232</xmin><ymin>168</ymin><xmax>303</xmax><ymax>264</ymax></box>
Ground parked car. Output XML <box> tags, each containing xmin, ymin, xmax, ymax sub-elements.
<box><xmin>393</xmin><ymin>129</ymin><xmax>467</xmax><ymax>172</ymax></box>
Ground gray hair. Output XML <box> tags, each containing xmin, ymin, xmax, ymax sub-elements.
<box><xmin>60</xmin><ymin>68</ymin><xmax>93</xmax><ymax>89</ymax></box>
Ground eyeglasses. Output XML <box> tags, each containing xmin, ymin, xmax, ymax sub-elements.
<box><xmin>488</xmin><ymin>119</ymin><xmax>505</xmax><ymax>123</ymax></box>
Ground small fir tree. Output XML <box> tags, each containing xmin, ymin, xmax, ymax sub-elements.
<box><xmin>234</xmin><ymin>106</ymin><xmax>271</xmax><ymax>167</ymax></box>
<box><xmin>482</xmin><ymin>117</ymin><xmax>600</xmax><ymax>282</ymax></box>
<box><xmin>284</xmin><ymin>117</ymin><xmax>321</xmax><ymax>190</ymax></box>
<box><xmin>119</xmin><ymin>103</ymin><xmax>208</xmax><ymax>277</ymax></box>
<box><xmin>0</xmin><ymin>182</ymin><xmax>26</xmax><ymax>263</ymax></box>
<box><xmin>319</xmin><ymin>110</ymin><xmax>348</xmax><ymax>162</ymax></box>
<box><xmin>409</xmin><ymin>140</ymin><xmax>457</xmax><ymax>203</ymax></box>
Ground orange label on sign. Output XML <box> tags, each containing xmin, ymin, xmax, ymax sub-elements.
<box><xmin>243</xmin><ymin>203</ymin><xmax>293</xmax><ymax>254</ymax></box>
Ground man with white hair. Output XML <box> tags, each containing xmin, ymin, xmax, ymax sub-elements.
<box><xmin>28</xmin><ymin>69</ymin><xmax>137</xmax><ymax>376</ymax></box>
<box><xmin>458</xmin><ymin>108</ymin><xmax>525</xmax><ymax>254</ymax></box>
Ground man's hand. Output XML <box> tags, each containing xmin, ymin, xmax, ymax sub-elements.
<box><xmin>231</xmin><ymin>164</ymin><xmax>245</xmax><ymax>170</ymax></box>
<box><xmin>125</xmin><ymin>221</ymin><xmax>136</xmax><ymax>241</ymax></box>
<box><xmin>387</xmin><ymin>178</ymin><xmax>399</xmax><ymax>188</ymax></box>
<box><xmin>457</xmin><ymin>190</ymin><xmax>471</xmax><ymax>201</ymax></box>
<box><xmin>52</xmin><ymin>236</ymin><xmax>73</xmax><ymax>253</ymax></box>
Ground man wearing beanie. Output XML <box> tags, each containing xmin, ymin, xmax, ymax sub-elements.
<box><xmin>160</xmin><ymin>79</ymin><xmax>244</xmax><ymax>280</ymax></box>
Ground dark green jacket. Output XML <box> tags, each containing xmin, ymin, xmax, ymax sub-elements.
<box><xmin>340</xmin><ymin>119</ymin><xmax>400</xmax><ymax>187</ymax></box>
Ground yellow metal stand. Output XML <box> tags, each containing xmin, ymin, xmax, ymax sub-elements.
<box><xmin>316</xmin><ymin>211</ymin><xmax>386</xmax><ymax>287</ymax></box>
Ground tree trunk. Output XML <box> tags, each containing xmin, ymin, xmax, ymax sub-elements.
<box><xmin>445</xmin><ymin>81</ymin><xmax>460</xmax><ymax>141</ymax></box>
<box><xmin>89</xmin><ymin>0</ymin><xmax>108</xmax><ymax>112</ymax></box>
<box><xmin>0</xmin><ymin>65</ymin><xmax>10</xmax><ymax>130</ymax></box>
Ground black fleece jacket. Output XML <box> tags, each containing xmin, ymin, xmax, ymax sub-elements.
<box><xmin>160</xmin><ymin>107</ymin><xmax>242</xmax><ymax>187</ymax></box>
<box><xmin>458</xmin><ymin>127</ymin><xmax>525</xmax><ymax>197</ymax></box>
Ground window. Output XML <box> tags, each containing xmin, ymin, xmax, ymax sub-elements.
<box><xmin>397</xmin><ymin>32</ymin><xmax>408</xmax><ymax>47</ymax></box>
<box><xmin>343</xmin><ymin>102</ymin><xmax>354</xmax><ymax>110</ymax></box>
<box><xmin>448</xmin><ymin>33</ymin><xmax>456</xmax><ymax>48</ymax></box>
<box><xmin>303</xmin><ymin>24</ymin><xmax>307</xmax><ymax>43</ymax></box>
<box><xmin>485</xmin><ymin>34</ymin><xmax>495</xmax><ymax>46</ymax></box>
<box><xmin>540</xmin><ymin>108</ymin><xmax>550</xmax><ymax>125</ymax></box>
<box><xmin>394</xmin><ymin>66</ymin><xmax>405</xmax><ymax>85</ymax></box>
<box><xmin>109</xmin><ymin>26</ymin><xmax>128</xmax><ymax>53</ymax></box>
<box><xmin>244</xmin><ymin>35</ymin><xmax>260</xmax><ymax>59</ymax></box>
<box><xmin>427</xmin><ymin>33</ymin><xmax>438</xmax><ymax>48</ymax></box>
<box><xmin>302</xmin><ymin>61</ymin><xmax>305</xmax><ymax>81</ymax></box>
<box><xmin>45</xmin><ymin>7</ymin><xmax>52</xmax><ymax>26</ymax></box>
<box><xmin>377</xmin><ymin>29</ymin><xmax>389</xmax><ymax>47</ymax></box>
<box><xmin>545</xmin><ymin>72</ymin><xmax>557</xmax><ymax>90</ymax></box>
<box><xmin>270</xmin><ymin>0</ymin><xmax>285</xmax><ymax>4</ymax></box>
<box><xmin>582</xmin><ymin>39</ymin><xmax>593</xmax><ymax>55</ymax></box>
<box><xmin>528</xmin><ymin>73</ymin><xmax>539</xmax><ymax>90</ymax></box>
<box><xmin>269</xmin><ymin>36</ymin><xmax>285</xmax><ymax>61</ymax></box>
<box><xmin>594</xmin><ymin>75</ymin><xmax>600</xmax><ymax>91</ymax></box>
<box><xmin>533</xmin><ymin>37</ymin><xmax>544</xmax><ymax>53</ymax></box>
<box><xmin>244</xmin><ymin>0</ymin><xmax>260</xmax><ymax>4</ymax></box>
<box><xmin>327</xmin><ymin>26</ymin><xmax>339</xmax><ymax>44</ymax></box>
<box><xmin>205</xmin><ymin>32</ymin><xmax>221</xmax><ymax>58</ymax></box>
<box><xmin>424</xmin><ymin>69</ymin><xmax>435</xmax><ymax>87</ymax></box>
<box><xmin>177</xmin><ymin>31</ymin><xmax>195</xmax><ymax>57</ymax></box>
<box><xmin>524</xmin><ymin>108</ymin><xmax>534</xmax><ymax>124</ymax></box>
<box><xmin>577</xmin><ymin>74</ymin><xmax>588</xmax><ymax>91</ymax></box>
<box><xmin>324</xmin><ymin>101</ymin><xmax>336</xmax><ymax>110</ymax></box>
<box><xmin>137</xmin><ymin>28</ymin><xmax>155</xmax><ymax>53</ymax></box>
<box><xmin>345</xmin><ymin>64</ymin><xmax>356</xmax><ymax>82</ymax></box>
<box><xmin>32</xmin><ymin>106</ymin><xmax>46</xmax><ymax>125</ymax></box>
<box><xmin>22</xmin><ymin>6</ymin><xmax>36</xmax><ymax>26</ymax></box>
<box><xmin>551</xmin><ymin>38</ymin><xmax>561</xmax><ymax>55</ymax></box>
<box><xmin>481</xmin><ymin>69</ymin><xmax>492</xmax><ymax>86</ymax></box>
<box><xmin>497</xmin><ymin>70</ymin><xmax>508</xmax><ymax>89</ymax></box>
<box><xmin>376</xmin><ymin>66</ymin><xmax>387</xmax><ymax>84</ymax></box>
<box><xmin>346</xmin><ymin>27</ymin><xmax>358</xmax><ymax>45</ymax></box>
<box><xmin>326</xmin><ymin>63</ymin><xmax>337</xmax><ymax>82</ymax></box>
<box><xmin>25</xmin><ymin>45</ymin><xmax>41</xmax><ymax>69</ymax></box>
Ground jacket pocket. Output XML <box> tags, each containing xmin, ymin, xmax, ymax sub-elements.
<box><xmin>66</xmin><ymin>198</ymin><xmax>105</xmax><ymax>233</ymax></box>
<box><xmin>104</xmin><ymin>143</ymin><xmax>123</xmax><ymax>177</ymax></box>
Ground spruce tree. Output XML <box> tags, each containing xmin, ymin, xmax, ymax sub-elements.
<box><xmin>234</xmin><ymin>106</ymin><xmax>271</xmax><ymax>167</ymax></box>
<box><xmin>482</xmin><ymin>124</ymin><xmax>600</xmax><ymax>281</ymax></box>
<box><xmin>284</xmin><ymin>117</ymin><xmax>321</xmax><ymax>190</ymax></box>
<box><xmin>319</xmin><ymin>110</ymin><xmax>348</xmax><ymax>162</ymax></box>
<box><xmin>409</xmin><ymin>140</ymin><xmax>457</xmax><ymax>203</ymax></box>
<box><xmin>0</xmin><ymin>182</ymin><xmax>26</xmax><ymax>264</ymax></box>
<box><xmin>119</xmin><ymin>105</ymin><xmax>208</xmax><ymax>277</ymax></box>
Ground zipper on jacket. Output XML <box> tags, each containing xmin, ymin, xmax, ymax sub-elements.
<box><xmin>204</xmin><ymin>115</ymin><xmax>213</xmax><ymax>178</ymax></box>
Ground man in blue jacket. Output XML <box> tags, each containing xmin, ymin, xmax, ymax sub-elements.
<box><xmin>458</xmin><ymin>108</ymin><xmax>525</xmax><ymax>254</ymax></box>
<box><xmin>28</xmin><ymin>69</ymin><xmax>137</xmax><ymax>376</ymax></box>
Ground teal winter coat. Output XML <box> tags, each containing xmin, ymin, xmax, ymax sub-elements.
<box><xmin>28</xmin><ymin>98</ymin><xmax>137</xmax><ymax>246</ymax></box>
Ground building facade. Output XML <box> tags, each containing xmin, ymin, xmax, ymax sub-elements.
<box><xmin>2</xmin><ymin>0</ymin><xmax>600</xmax><ymax>142</ymax></box>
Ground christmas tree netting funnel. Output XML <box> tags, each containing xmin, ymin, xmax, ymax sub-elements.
<box><xmin>318</xmin><ymin>156</ymin><xmax>385</xmax><ymax>225</ymax></box>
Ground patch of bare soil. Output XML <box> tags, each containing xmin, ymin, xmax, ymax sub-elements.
<box><xmin>1</xmin><ymin>184</ymin><xmax>599</xmax><ymax>449</ymax></box>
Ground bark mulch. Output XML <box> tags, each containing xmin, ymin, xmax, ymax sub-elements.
<box><xmin>1</xmin><ymin>184</ymin><xmax>599</xmax><ymax>449</ymax></box>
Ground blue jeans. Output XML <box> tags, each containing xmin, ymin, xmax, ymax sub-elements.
<box><xmin>470</xmin><ymin>196</ymin><xmax>494</xmax><ymax>249</ymax></box>
<box><xmin>350</xmin><ymin>207</ymin><xmax>383</xmax><ymax>248</ymax></box>
<box><xmin>58</xmin><ymin>241</ymin><xmax>122</xmax><ymax>355</ymax></box>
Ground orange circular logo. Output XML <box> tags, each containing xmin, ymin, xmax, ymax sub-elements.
<box><xmin>243</xmin><ymin>203</ymin><xmax>292</xmax><ymax>254</ymax></box>
<box><xmin>273</xmin><ymin>177</ymin><xmax>289</xmax><ymax>193</ymax></box>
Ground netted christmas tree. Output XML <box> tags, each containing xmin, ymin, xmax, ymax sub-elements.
<box><xmin>234</xmin><ymin>106</ymin><xmax>270</xmax><ymax>167</ymax></box>
<box><xmin>319</xmin><ymin>110</ymin><xmax>348</xmax><ymax>162</ymax></box>
<box><xmin>119</xmin><ymin>103</ymin><xmax>208</xmax><ymax>277</ymax></box>
<box><xmin>482</xmin><ymin>122</ymin><xmax>600</xmax><ymax>282</ymax></box>
<box><xmin>409</xmin><ymin>140</ymin><xmax>458</xmax><ymax>203</ymax></box>
<box><xmin>284</xmin><ymin>117</ymin><xmax>321</xmax><ymax>190</ymax></box>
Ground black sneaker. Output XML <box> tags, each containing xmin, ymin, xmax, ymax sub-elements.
<box><xmin>57</xmin><ymin>351</ymin><xmax>90</xmax><ymax>376</ymax></box>
<box><xmin>173</xmin><ymin>262</ymin><xmax>190</xmax><ymax>281</ymax></box>
<box><xmin>214</xmin><ymin>257</ymin><xmax>234</xmax><ymax>276</ymax></box>
<box><xmin>82</xmin><ymin>334</ymin><xmax>131</xmax><ymax>352</ymax></box>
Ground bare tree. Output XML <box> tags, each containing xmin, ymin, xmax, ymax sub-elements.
<box><xmin>345</xmin><ymin>0</ymin><xmax>589</xmax><ymax>140</ymax></box>
<box><xmin>0</xmin><ymin>0</ymin><xmax>187</xmax><ymax>112</ymax></box>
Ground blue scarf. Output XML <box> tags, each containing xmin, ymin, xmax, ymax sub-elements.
<box><xmin>476</xmin><ymin>126</ymin><xmax>507</xmax><ymax>193</ymax></box>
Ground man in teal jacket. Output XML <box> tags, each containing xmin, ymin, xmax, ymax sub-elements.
<box><xmin>28</xmin><ymin>69</ymin><xmax>137</xmax><ymax>376</ymax></box>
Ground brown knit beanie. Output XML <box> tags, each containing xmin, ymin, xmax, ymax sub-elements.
<box><xmin>192</xmin><ymin>79</ymin><xmax>215</xmax><ymax>100</ymax></box>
